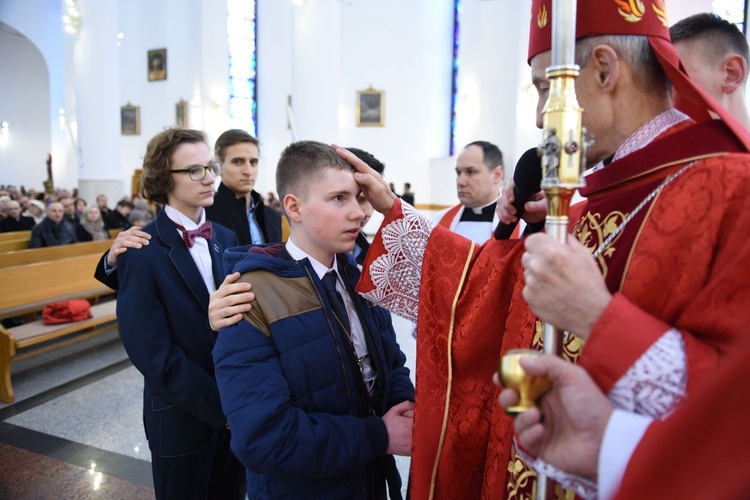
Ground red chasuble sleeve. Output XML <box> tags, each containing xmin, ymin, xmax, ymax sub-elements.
<box><xmin>615</xmin><ymin>336</ymin><xmax>750</xmax><ymax>499</ymax></box>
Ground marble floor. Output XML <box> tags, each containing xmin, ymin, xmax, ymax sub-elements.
<box><xmin>0</xmin><ymin>315</ymin><xmax>416</xmax><ymax>499</ymax></box>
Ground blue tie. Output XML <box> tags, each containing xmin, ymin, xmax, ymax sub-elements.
<box><xmin>322</xmin><ymin>271</ymin><xmax>350</xmax><ymax>335</ymax></box>
<box><xmin>247</xmin><ymin>202</ymin><xmax>265</xmax><ymax>245</ymax></box>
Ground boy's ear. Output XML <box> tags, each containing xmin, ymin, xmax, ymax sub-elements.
<box><xmin>722</xmin><ymin>54</ymin><xmax>747</xmax><ymax>95</ymax></box>
<box><xmin>283</xmin><ymin>193</ymin><xmax>303</xmax><ymax>223</ymax></box>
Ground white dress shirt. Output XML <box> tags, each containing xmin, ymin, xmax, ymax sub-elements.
<box><xmin>164</xmin><ymin>205</ymin><xmax>216</xmax><ymax>294</ymax></box>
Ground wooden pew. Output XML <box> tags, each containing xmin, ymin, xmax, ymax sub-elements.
<box><xmin>0</xmin><ymin>230</ymin><xmax>31</xmax><ymax>242</ymax></box>
<box><xmin>0</xmin><ymin>254</ymin><xmax>117</xmax><ymax>403</ymax></box>
<box><xmin>0</xmin><ymin>239</ymin><xmax>30</xmax><ymax>253</ymax></box>
<box><xmin>0</xmin><ymin>228</ymin><xmax>119</xmax><ymax>254</ymax></box>
<box><xmin>0</xmin><ymin>240</ymin><xmax>111</xmax><ymax>269</ymax></box>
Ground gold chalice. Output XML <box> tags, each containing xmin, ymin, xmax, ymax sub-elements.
<box><xmin>498</xmin><ymin>349</ymin><xmax>552</xmax><ymax>416</ymax></box>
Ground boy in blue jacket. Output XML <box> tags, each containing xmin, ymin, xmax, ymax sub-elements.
<box><xmin>212</xmin><ymin>141</ymin><xmax>415</xmax><ymax>499</ymax></box>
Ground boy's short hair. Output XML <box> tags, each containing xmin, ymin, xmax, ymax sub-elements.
<box><xmin>345</xmin><ymin>147</ymin><xmax>385</xmax><ymax>175</ymax></box>
<box><xmin>276</xmin><ymin>141</ymin><xmax>353</xmax><ymax>205</ymax></box>
<box><xmin>670</xmin><ymin>13</ymin><xmax>750</xmax><ymax>64</ymax></box>
<box><xmin>141</xmin><ymin>128</ymin><xmax>207</xmax><ymax>205</ymax></box>
<box><xmin>214</xmin><ymin>129</ymin><xmax>260</xmax><ymax>163</ymax></box>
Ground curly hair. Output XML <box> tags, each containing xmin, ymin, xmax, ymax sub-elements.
<box><xmin>140</xmin><ymin>128</ymin><xmax>207</xmax><ymax>205</ymax></box>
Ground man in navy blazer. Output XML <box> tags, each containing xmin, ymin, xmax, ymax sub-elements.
<box><xmin>115</xmin><ymin>128</ymin><xmax>245</xmax><ymax>499</ymax></box>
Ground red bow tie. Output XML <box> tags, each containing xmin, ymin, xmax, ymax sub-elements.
<box><xmin>171</xmin><ymin>220</ymin><xmax>213</xmax><ymax>248</ymax></box>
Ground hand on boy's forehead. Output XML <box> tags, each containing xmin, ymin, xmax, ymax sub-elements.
<box><xmin>333</xmin><ymin>145</ymin><xmax>374</xmax><ymax>174</ymax></box>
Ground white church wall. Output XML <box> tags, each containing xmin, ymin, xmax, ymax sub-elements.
<box><xmin>253</xmin><ymin>0</ymin><xmax>455</xmax><ymax>207</ymax></box>
<box><xmin>0</xmin><ymin>0</ymin><xmax>728</xmax><ymax>204</ymax></box>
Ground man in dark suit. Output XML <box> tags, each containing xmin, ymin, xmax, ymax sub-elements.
<box><xmin>60</xmin><ymin>195</ymin><xmax>93</xmax><ymax>242</ymax></box>
<box><xmin>104</xmin><ymin>200</ymin><xmax>134</xmax><ymax>231</ymax></box>
<box><xmin>30</xmin><ymin>202</ymin><xmax>79</xmax><ymax>247</ymax></box>
<box><xmin>0</xmin><ymin>200</ymin><xmax>35</xmax><ymax>232</ymax></box>
<box><xmin>208</xmin><ymin>129</ymin><xmax>282</xmax><ymax>245</ymax></box>
<box><xmin>115</xmin><ymin>128</ymin><xmax>245</xmax><ymax>499</ymax></box>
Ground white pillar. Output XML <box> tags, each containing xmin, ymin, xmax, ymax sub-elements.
<box><xmin>74</xmin><ymin>0</ymin><xmax>124</xmax><ymax>203</ymax></box>
<box><xmin>291</xmin><ymin>0</ymin><xmax>342</xmax><ymax>141</ymax></box>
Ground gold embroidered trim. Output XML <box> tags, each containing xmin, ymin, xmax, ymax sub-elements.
<box><xmin>427</xmin><ymin>241</ymin><xmax>476</xmax><ymax>500</ymax></box>
<box><xmin>593</xmin><ymin>152</ymin><xmax>729</xmax><ymax>192</ymax></box>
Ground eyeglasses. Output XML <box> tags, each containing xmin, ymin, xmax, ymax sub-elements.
<box><xmin>170</xmin><ymin>161</ymin><xmax>222</xmax><ymax>181</ymax></box>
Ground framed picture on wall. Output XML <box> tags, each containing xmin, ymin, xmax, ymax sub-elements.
<box><xmin>121</xmin><ymin>103</ymin><xmax>140</xmax><ymax>135</ymax></box>
<box><xmin>356</xmin><ymin>87</ymin><xmax>385</xmax><ymax>127</ymax></box>
<box><xmin>148</xmin><ymin>48</ymin><xmax>167</xmax><ymax>81</ymax></box>
<box><xmin>176</xmin><ymin>100</ymin><xmax>189</xmax><ymax>127</ymax></box>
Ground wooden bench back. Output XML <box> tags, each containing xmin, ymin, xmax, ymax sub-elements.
<box><xmin>0</xmin><ymin>240</ymin><xmax>111</xmax><ymax>269</ymax></box>
<box><xmin>0</xmin><ymin>254</ymin><xmax>113</xmax><ymax>319</ymax></box>
<box><xmin>0</xmin><ymin>239</ymin><xmax>30</xmax><ymax>253</ymax></box>
<box><xmin>0</xmin><ymin>229</ymin><xmax>120</xmax><ymax>253</ymax></box>
<box><xmin>0</xmin><ymin>230</ymin><xmax>31</xmax><ymax>242</ymax></box>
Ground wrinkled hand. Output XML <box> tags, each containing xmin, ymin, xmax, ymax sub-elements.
<box><xmin>334</xmin><ymin>145</ymin><xmax>397</xmax><ymax>214</ymax></box>
<box><xmin>208</xmin><ymin>272</ymin><xmax>255</xmax><ymax>331</ymax></box>
<box><xmin>497</xmin><ymin>179</ymin><xmax>548</xmax><ymax>225</ymax></box>
<box><xmin>106</xmin><ymin>226</ymin><xmax>151</xmax><ymax>267</ymax></box>
<box><xmin>494</xmin><ymin>355</ymin><xmax>613</xmax><ymax>478</ymax></box>
<box><xmin>521</xmin><ymin>233</ymin><xmax>611</xmax><ymax>340</ymax></box>
<box><xmin>383</xmin><ymin>400</ymin><xmax>415</xmax><ymax>456</ymax></box>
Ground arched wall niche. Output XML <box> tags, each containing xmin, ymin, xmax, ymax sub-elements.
<box><xmin>0</xmin><ymin>21</ymin><xmax>52</xmax><ymax>190</ymax></box>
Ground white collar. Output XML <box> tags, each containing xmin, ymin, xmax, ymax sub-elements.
<box><xmin>613</xmin><ymin>109</ymin><xmax>689</xmax><ymax>161</ymax></box>
<box><xmin>164</xmin><ymin>205</ymin><xmax>206</xmax><ymax>230</ymax></box>
<box><xmin>468</xmin><ymin>197</ymin><xmax>499</xmax><ymax>215</ymax></box>
<box><xmin>285</xmin><ymin>236</ymin><xmax>339</xmax><ymax>280</ymax></box>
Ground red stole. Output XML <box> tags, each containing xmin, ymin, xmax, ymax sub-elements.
<box><xmin>438</xmin><ymin>203</ymin><xmax>522</xmax><ymax>239</ymax></box>
<box><xmin>437</xmin><ymin>204</ymin><xmax>461</xmax><ymax>229</ymax></box>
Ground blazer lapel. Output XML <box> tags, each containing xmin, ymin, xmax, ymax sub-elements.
<box><xmin>209</xmin><ymin>237</ymin><xmax>225</xmax><ymax>292</ymax></box>
<box><xmin>155</xmin><ymin>211</ymin><xmax>211</xmax><ymax>311</ymax></box>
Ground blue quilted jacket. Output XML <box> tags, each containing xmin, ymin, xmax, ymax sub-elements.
<box><xmin>213</xmin><ymin>244</ymin><xmax>414</xmax><ymax>499</ymax></box>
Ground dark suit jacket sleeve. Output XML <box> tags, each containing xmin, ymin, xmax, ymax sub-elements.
<box><xmin>29</xmin><ymin>226</ymin><xmax>43</xmax><ymax>248</ymax></box>
<box><xmin>76</xmin><ymin>223</ymin><xmax>93</xmax><ymax>242</ymax></box>
<box><xmin>116</xmin><ymin>248</ymin><xmax>226</xmax><ymax>429</ymax></box>
<box><xmin>94</xmin><ymin>251</ymin><xmax>119</xmax><ymax>291</ymax></box>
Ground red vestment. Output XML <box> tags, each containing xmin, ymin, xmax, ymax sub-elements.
<box><xmin>615</xmin><ymin>335</ymin><xmax>750</xmax><ymax>499</ymax></box>
<box><xmin>357</xmin><ymin>118</ymin><xmax>750</xmax><ymax>499</ymax></box>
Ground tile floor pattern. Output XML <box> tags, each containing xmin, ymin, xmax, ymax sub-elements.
<box><xmin>0</xmin><ymin>316</ymin><xmax>416</xmax><ymax>498</ymax></box>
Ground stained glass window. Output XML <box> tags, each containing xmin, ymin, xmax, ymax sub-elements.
<box><xmin>450</xmin><ymin>0</ymin><xmax>462</xmax><ymax>155</ymax></box>
<box><xmin>227</xmin><ymin>0</ymin><xmax>258</xmax><ymax>136</ymax></box>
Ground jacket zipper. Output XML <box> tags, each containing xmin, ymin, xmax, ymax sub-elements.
<box><xmin>302</xmin><ymin>265</ymin><xmax>354</xmax><ymax>413</ymax></box>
